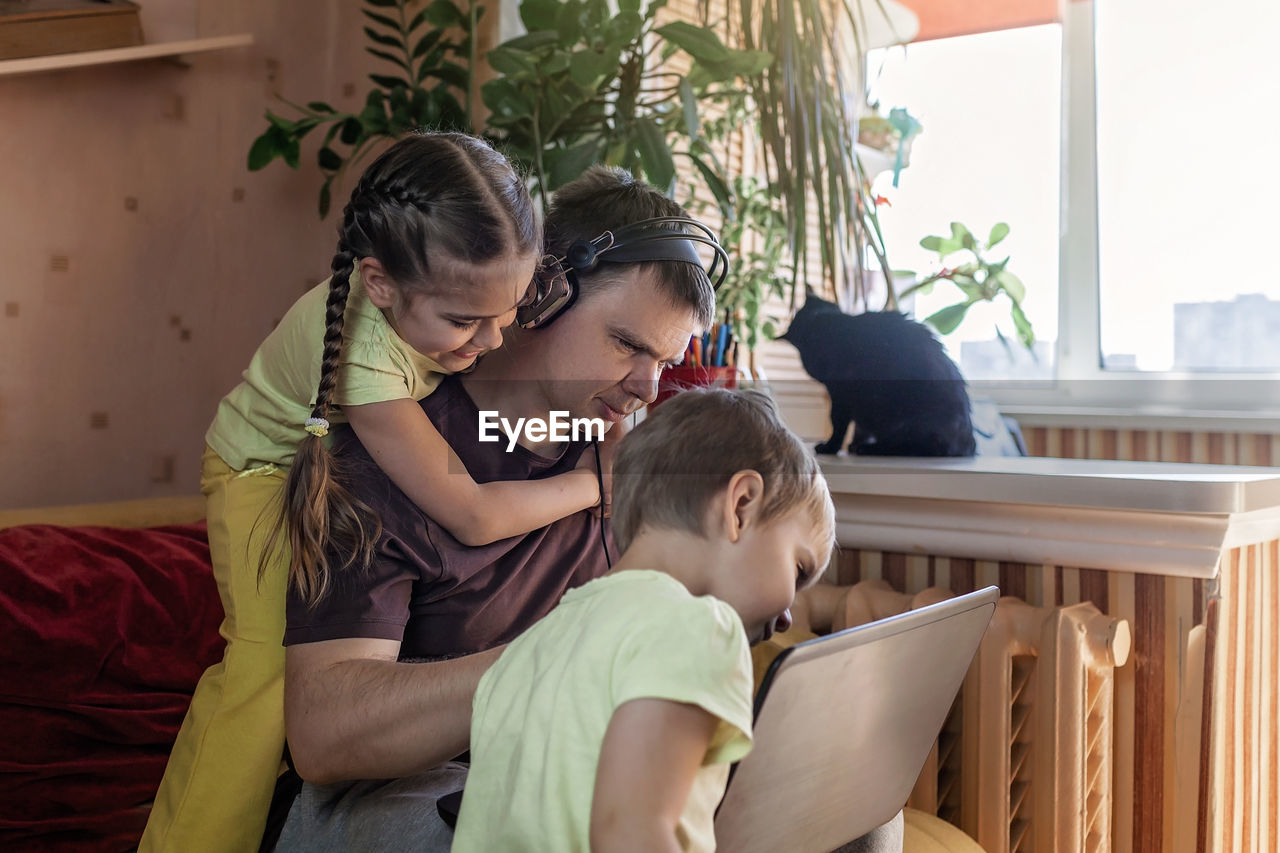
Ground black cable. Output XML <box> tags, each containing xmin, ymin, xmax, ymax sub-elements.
<box><xmin>592</xmin><ymin>437</ymin><xmax>612</xmax><ymax>569</ymax></box>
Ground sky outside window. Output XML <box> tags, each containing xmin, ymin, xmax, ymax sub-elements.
<box><xmin>865</xmin><ymin>26</ymin><xmax>1062</xmax><ymax>381</ymax></box>
<box><xmin>1096</xmin><ymin>0</ymin><xmax>1280</xmax><ymax>372</ymax></box>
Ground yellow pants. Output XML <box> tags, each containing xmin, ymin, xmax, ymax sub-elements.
<box><xmin>139</xmin><ymin>448</ymin><xmax>289</xmax><ymax>852</ymax></box>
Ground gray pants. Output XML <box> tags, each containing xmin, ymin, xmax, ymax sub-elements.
<box><xmin>274</xmin><ymin>762</ymin><xmax>903</xmax><ymax>852</ymax></box>
<box><xmin>275</xmin><ymin>762</ymin><xmax>466</xmax><ymax>852</ymax></box>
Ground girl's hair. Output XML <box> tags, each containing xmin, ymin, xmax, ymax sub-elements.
<box><xmin>544</xmin><ymin>166</ymin><xmax>716</xmax><ymax>329</ymax></box>
<box><xmin>611</xmin><ymin>388</ymin><xmax>836</xmax><ymax>557</ymax></box>
<box><xmin>274</xmin><ymin>132</ymin><xmax>539</xmax><ymax>607</ymax></box>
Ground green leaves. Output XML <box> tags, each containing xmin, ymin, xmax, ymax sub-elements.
<box><xmin>547</xmin><ymin>137</ymin><xmax>603</xmax><ymax>187</ymax></box>
<box><xmin>988</xmin><ymin>222</ymin><xmax>1010</xmax><ymax>248</ymax></box>
<box><xmin>708</xmin><ymin>175</ymin><xmax>791</xmax><ymax>348</ymax></box>
<box><xmin>421</xmin><ymin>0</ymin><xmax>466</xmax><ymax>27</ymax></box>
<box><xmin>481</xmin><ymin>77</ymin><xmax>532</xmax><ymax>122</ymax></box>
<box><xmin>925</xmin><ymin>303</ymin><xmax>974</xmax><ymax>336</ymax></box>
<box><xmin>656</xmin><ymin>21</ymin><xmax>730</xmax><ymax>63</ymax></box>
<box><xmin>993</xmin><ymin>269</ymin><xmax>1025</xmax><ymax>304</ymax></box>
<box><xmin>634</xmin><ymin>117</ymin><xmax>675</xmax><ymax>191</ymax></box>
<box><xmin>479</xmin><ymin>0</ymin><xmax>769</xmax><ymax>211</ymax></box>
<box><xmin>317</xmin><ymin>147</ymin><xmax>342</xmax><ymax>170</ymax></box>
<box><xmin>520</xmin><ymin>0</ymin><xmax>560</xmax><ymax>30</ymax></box>
<box><xmin>247</xmin><ymin>127</ymin><xmax>280</xmax><ymax>171</ymax></box>
<box><xmin>246</xmin><ymin>0</ymin><xmax>477</xmax><ymax>217</ymax></box>
<box><xmin>568</xmin><ymin>48</ymin><xmax>612</xmax><ymax>87</ymax></box>
<box><xmin>657</xmin><ymin>21</ymin><xmax>770</xmax><ymax>79</ymax></box>
<box><xmin>488</xmin><ymin>46</ymin><xmax>537</xmax><ymax>75</ymax></box>
<box><xmin>1010</xmin><ymin>300</ymin><xmax>1035</xmax><ymax>349</ymax></box>
<box><xmin>951</xmin><ymin>221</ymin><xmax>976</xmax><ymax>251</ymax></box>
<box><xmin>911</xmin><ymin>219</ymin><xmax>1036</xmax><ymax>351</ymax></box>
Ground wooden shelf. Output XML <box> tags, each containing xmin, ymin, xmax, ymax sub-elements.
<box><xmin>0</xmin><ymin>33</ymin><xmax>252</xmax><ymax>77</ymax></box>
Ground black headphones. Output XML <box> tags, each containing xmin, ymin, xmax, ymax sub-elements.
<box><xmin>517</xmin><ymin>216</ymin><xmax>729</xmax><ymax>329</ymax></box>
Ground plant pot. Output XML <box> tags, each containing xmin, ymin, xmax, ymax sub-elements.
<box><xmin>651</xmin><ymin>365</ymin><xmax>738</xmax><ymax>409</ymax></box>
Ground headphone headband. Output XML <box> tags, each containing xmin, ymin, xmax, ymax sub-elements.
<box><xmin>583</xmin><ymin>217</ymin><xmax>729</xmax><ymax>290</ymax></box>
<box><xmin>517</xmin><ymin>215</ymin><xmax>729</xmax><ymax>329</ymax></box>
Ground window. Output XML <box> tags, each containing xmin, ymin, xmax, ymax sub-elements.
<box><xmin>865</xmin><ymin>1</ymin><xmax>1280</xmax><ymax>414</ymax></box>
<box><xmin>1095</xmin><ymin>0</ymin><xmax>1280</xmax><ymax>373</ymax></box>
<box><xmin>866</xmin><ymin>26</ymin><xmax>1061</xmax><ymax>382</ymax></box>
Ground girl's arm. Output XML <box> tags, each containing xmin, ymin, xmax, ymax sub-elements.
<box><xmin>590</xmin><ymin>698</ymin><xmax>719</xmax><ymax>853</ymax></box>
<box><xmin>344</xmin><ymin>398</ymin><xmax>601</xmax><ymax>547</ymax></box>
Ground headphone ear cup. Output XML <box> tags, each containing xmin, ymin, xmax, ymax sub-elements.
<box><xmin>517</xmin><ymin>268</ymin><xmax>579</xmax><ymax>329</ymax></box>
<box><xmin>564</xmin><ymin>240</ymin><xmax>598</xmax><ymax>272</ymax></box>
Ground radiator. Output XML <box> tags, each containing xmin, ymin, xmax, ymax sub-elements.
<box><xmin>952</xmin><ymin>597</ymin><xmax>1131</xmax><ymax>853</ymax></box>
<box><xmin>798</xmin><ymin>583</ymin><xmax>1131</xmax><ymax>852</ymax></box>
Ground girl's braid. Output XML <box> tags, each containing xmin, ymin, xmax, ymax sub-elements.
<box><xmin>312</xmin><ymin>244</ymin><xmax>357</xmax><ymax>422</ymax></box>
<box><xmin>374</xmin><ymin>179</ymin><xmax>430</xmax><ymax>212</ymax></box>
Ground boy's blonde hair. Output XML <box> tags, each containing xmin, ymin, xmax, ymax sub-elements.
<box><xmin>612</xmin><ymin>388</ymin><xmax>836</xmax><ymax>554</ymax></box>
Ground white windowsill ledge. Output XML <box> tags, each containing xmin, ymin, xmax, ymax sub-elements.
<box><xmin>820</xmin><ymin>455</ymin><xmax>1280</xmax><ymax>579</ymax></box>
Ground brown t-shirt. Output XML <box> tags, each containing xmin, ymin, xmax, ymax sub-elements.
<box><xmin>283</xmin><ymin>375</ymin><xmax>611</xmax><ymax>659</ymax></box>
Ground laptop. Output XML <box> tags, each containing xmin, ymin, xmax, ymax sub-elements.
<box><xmin>714</xmin><ymin>586</ymin><xmax>998</xmax><ymax>853</ymax></box>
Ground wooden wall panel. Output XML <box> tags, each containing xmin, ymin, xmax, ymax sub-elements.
<box><xmin>0</xmin><ymin>0</ymin><xmax>383</xmax><ymax>508</ymax></box>
<box><xmin>1023</xmin><ymin>426</ymin><xmax>1280</xmax><ymax>467</ymax></box>
<box><xmin>1206</xmin><ymin>540</ymin><xmax>1280</xmax><ymax>853</ymax></box>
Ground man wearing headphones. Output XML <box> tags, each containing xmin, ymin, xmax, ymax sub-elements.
<box><xmin>274</xmin><ymin>167</ymin><xmax>901</xmax><ymax>852</ymax></box>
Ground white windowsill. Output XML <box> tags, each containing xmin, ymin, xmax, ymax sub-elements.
<box><xmin>820</xmin><ymin>455</ymin><xmax>1280</xmax><ymax>578</ymax></box>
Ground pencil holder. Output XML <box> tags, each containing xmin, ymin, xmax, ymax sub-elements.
<box><xmin>652</xmin><ymin>365</ymin><xmax>737</xmax><ymax>408</ymax></box>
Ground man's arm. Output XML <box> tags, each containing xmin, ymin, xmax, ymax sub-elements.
<box><xmin>589</xmin><ymin>698</ymin><xmax>719</xmax><ymax>853</ymax></box>
<box><xmin>285</xmin><ymin>637</ymin><xmax>504</xmax><ymax>785</ymax></box>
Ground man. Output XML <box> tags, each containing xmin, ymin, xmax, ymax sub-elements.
<box><xmin>275</xmin><ymin>167</ymin><xmax>901</xmax><ymax>852</ymax></box>
<box><xmin>274</xmin><ymin>167</ymin><xmax>711</xmax><ymax>849</ymax></box>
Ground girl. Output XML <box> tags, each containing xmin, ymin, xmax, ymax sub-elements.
<box><xmin>140</xmin><ymin>133</ymin><xmax>606</xmax><ymax>852</ymax></box>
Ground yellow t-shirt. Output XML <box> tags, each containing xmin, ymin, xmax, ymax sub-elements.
<box><xmin>453</xmin><ymin>570</ymin><xmax>754</xmax><ymax>853</ymax></box>
<box><xmin>205</xmin><ymin>269</ymin><xmax>445</xmax><ymax>470</ymax></box>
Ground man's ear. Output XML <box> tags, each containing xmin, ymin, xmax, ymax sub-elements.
<box><xmin>360</xmin><ymin>258</ymin><xmax>398</xmax><ymax>309</ymax></box>
<box><xmin>721</xmin><ymin>470</ymin><xmax>764</xmax><ymax>543</ymax></box>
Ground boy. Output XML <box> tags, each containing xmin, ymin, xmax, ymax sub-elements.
<box><xmin>453</xmin><ymin>388</ymin><xmax>836</xmax><ymax>851</ymax></box>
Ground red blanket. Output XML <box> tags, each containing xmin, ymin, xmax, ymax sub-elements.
<box><xmin>0</xmin><ymin>522</ymin><xmax>224</xmax><ymax>852</ymax></box>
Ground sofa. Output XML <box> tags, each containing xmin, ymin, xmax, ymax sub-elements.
<box><xmin>0</xmin><ymin>497</ymin><xmax>220</xmax><ymax>852</ymax></box>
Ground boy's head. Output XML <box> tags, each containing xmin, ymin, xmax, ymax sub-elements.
<box><xmin>613</xmin><ymin>388</ymin><xmax>837</xmax><ymax>642</ymax></box>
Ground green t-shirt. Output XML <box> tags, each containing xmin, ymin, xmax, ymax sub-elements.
<box><xmin>206</xmin><ymin>269</ymin><xmax>445</xmax><ymax>470</ymax></box>
<box><xmin>454</xmin><ymin>570</ymin><xmax>754</xmax><ymax>853</ymax></box>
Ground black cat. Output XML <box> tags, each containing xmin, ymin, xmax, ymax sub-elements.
<box><xmin>778</xmin><ymin>294</ymin><xmax>976</xmax><ymax>456</ymax></box>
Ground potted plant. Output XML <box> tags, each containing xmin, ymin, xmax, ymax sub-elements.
<box><xmin>245</xmin><ymin>0</ymin><xmax>768</xmax><ymax>218</ymax></box>
<box><xmin>479</xmin><ymin>0</ymin><xmax>769</xmax><ymax>209</ymax></box>
<box><xmin>245</xmin><ymin>0</ymin><xmax>912</xmax><ymax>371</ymax></box>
